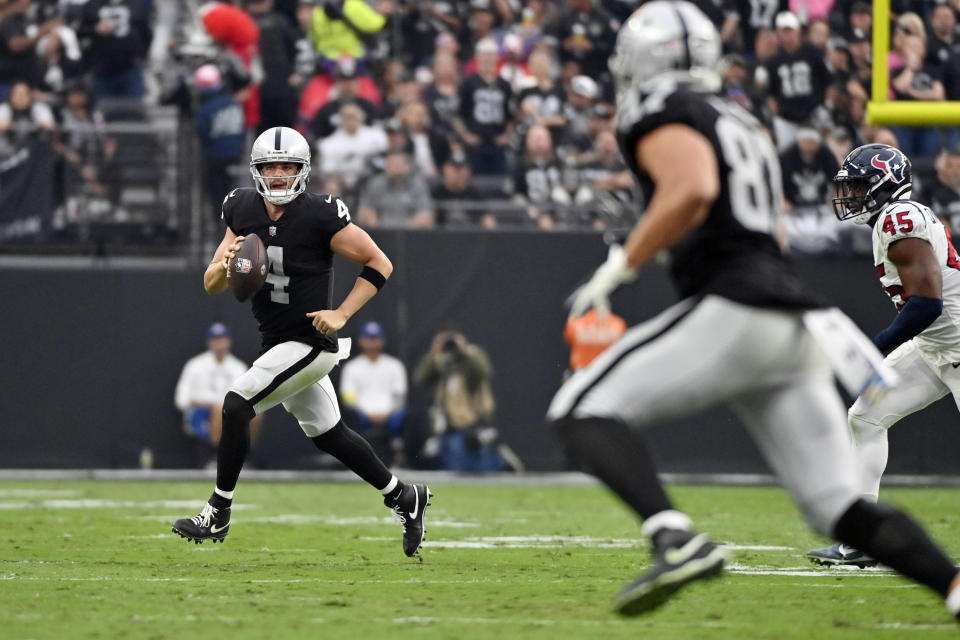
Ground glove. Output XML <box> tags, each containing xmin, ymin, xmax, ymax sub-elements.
<box><xmin>566</xmin><ymin>244</ymin><xmax>638</xmax><ymax>318</ymax></box>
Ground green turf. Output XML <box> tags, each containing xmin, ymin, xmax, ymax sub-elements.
<box><xmin>1</xmin><ymin>481</ymin><xmax>958</xmax><ymax>639</ymax></box>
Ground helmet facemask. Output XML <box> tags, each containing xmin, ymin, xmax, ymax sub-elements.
<box><xmin>251</xmin><ymin>161</ymin><xmax>310</xmax><ymax>206</ymax></box>
<box><xmin>832</xmin><ymin>176</ymin><xmax>876</xmax><ymax>225</ymax></box>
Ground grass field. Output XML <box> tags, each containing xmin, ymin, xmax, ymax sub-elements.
<box><xmin>2</xmin><ymin>480</ymin><xmax>959</xmax><ymax>639</ymax></box>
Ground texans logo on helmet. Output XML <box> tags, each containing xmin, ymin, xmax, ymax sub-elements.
<box><xmin>870</xmin><ymin>151</ymin><xmax>907</xmax><ymax>184</ymax></box>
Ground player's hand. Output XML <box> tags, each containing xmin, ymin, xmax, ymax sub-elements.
<box><xmin>307</xmin><ymin>309</ymin><xmax>348</xmax><ymax>334</ymax></box>
<box><xmin>222</xmin><ymin>236</ymin><xmax>246</xmax><ymax>277</ymax></box>
<box><xmin>566</xmin><ymin>244</ymin><xmax>638</xmax><ymax>319</ymax></box>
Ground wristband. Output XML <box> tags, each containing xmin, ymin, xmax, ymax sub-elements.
<box><xmin>359</xmin><ymin>265</ymin><xmax>386</xmax><ymax>290</ymax></box>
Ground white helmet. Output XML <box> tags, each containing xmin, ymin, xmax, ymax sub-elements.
<box><xmin>608</xmin><ymin>1</ymin><xmax>721</xmax><ymax>97</ymax></box>
<box><xmin>250</xmin><ymin>126</ymin><xmax>311</xmax><ymax>205</ymax></box>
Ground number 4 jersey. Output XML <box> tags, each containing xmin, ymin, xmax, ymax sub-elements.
<box><xmin>872</xmin><ymin>199</ymin><xmax>960</xmax><ymax>364</ymax></box>
<box><xmin>222</xmin><ymin>188</ymin><xmax>351</xmax><ymax>352</ymax></box>
<box><xmin>616</xmin><ymin>86</ymin><xmax>821</xmax><ymax>309</ymax></box>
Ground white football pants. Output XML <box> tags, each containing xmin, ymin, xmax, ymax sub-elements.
<box><xmin>230</xmin><ymin>339</ymin><xmax>351</xmax><ymax>437</ymax></box>
<box><xmin>848</xmin><ymin>339</ymin><xmax>960</xmax><ymax>501</ymax></box>
<box><xmin>548</xmin><ymin>295</ymin><xmax>860</xmax><ymax>536</ymax></box>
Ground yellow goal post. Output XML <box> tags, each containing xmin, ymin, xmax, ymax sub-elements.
<box><xmin>866</xmin><ymin>0</ymin><xmax>960</xmax><ymax>126</ymax></box>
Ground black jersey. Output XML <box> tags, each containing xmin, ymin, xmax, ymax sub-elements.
<box><xmin>765</xmin><ymin>43</ymin><xmax>830</xmax><ymax>124</ymax></box>
<box><xmin>221</xmin><ymin>188</ymin><xmax>351</xmax><ymax>352</ymax></box>
<box><xmin>616</xmin><ymin>85</ymin><xmax>821</xmax><ymax>309</ymax></box>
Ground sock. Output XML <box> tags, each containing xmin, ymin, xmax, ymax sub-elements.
<box><xmin>641</xmin><ymin>510</ymin><xmax>694</xmax><ymax>538</ymax></box>
<box><xmin>834</xmin><ymin>499</ymin><xmax>958</xmax><ymax>596</ymax></box>
<box><xmin>311</xmin><ymin>421</ymin><xmax>393</xmax><ymax>490</ymax></box>
<box><xmin>554</xmin><ymin>416</ymin><xmax>674</xmax><ymax>520</ymax></box>
<box><xmin>209</xmin><ymin>488</ymin><xmax>233</xmax><ymax>510</ymax></box>
<box><xmin>215</xmin><ymin>392</ymin><xmax>255</xmax><ymax>493</ymax></box>
<box><xmin>948</xmin><ymin>578</ymin><xmax>960</xmax><ymax>616</ymax></box>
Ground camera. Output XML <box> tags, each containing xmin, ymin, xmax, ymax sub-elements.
<box><xmin>442</xmin><ymin>335</ymin><xmax>461</xmax><ymax>354</ymax></box>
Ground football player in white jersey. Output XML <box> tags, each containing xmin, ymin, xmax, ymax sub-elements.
<box><xmin>808</xmin><ymin>143</ymin><xmax>960</xmax><ymax>566</ymax></box>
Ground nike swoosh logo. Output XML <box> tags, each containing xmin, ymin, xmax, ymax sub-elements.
<box><xmin>664</xmin><ymin>534</ymin><xmax>708</xmax><ymax>565</ymax></box>
<box><xmin>408</xmin><ymin>486</ymin><xmax>420</xmax><ymax>520</ymax></box>
<box><xmin>324</xmin><ymin>194</ymin><xmax>333</xmax><ymax>203</ymax></box>
<box><xmin>210</xmin><ymin>523</ymin><xmax>229</xmax><ymax>534</ymax></box>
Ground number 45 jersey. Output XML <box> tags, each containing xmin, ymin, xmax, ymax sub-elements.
<box><xmin>616</xmin><ymin>86</ymin><xmax>822</xmax><ymax>310</ymax></box>
<box><xmin>221</xmin><ymin>187</ymin><xmax>351</xmax><ymax>353</ymax></box>
<box><xmin>872</xmin><ymin>199</ymin><xmax>960</xmax><ymax>365</ymax></box>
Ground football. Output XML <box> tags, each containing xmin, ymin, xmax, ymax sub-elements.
<box><xmin>228</xmin><ymin>233</ymin><xmax>269</xmax><ymax>302</ymax></box>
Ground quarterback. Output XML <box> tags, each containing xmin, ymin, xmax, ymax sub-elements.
<box><xmin>172</xmin><ymin>127</ymin><xmax>431</xmax><ymax>557</ymax></box>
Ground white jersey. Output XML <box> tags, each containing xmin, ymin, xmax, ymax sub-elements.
<box><xmin>339</xmin><ymin>353</ymin><xmax>408</xmax><ymax>416</ymax></box>
<box><xmin>174</xmin><ymin>351</ymin><xmax>249</xmax><ymax>411</ymax></box>
<box><xmin>871</xmin><ymin>199</ymin><xmax>960</xmax><ymax>365</ymax></box>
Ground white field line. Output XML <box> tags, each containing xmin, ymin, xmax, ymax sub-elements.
<box><xmin>0</xmin><ymin>499</ymin><xmax>259</xmax><ymax>510</ymax></box>
<box><xmin>0</xmin><ymin>489</ymin><xmax>78</xmax><ymax>497</ymax></box>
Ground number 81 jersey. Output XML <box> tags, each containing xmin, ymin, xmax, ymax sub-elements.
<box><xmin>872</xmin><ymin>199</ymin><xmax>960</xmax><ymax>364</ymax></box>
<box><xmin>222</xmin><ymin>187</ymin><xmax>351</xmax><ymax>353</ymax></box>
<box><xmin>616</xmin><ymin>85</ymin><xmax>822</xmax><ymax>309</ymax></box>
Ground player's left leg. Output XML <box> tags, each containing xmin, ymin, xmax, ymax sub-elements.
<box><xmin>284</xmin><ymin>376</ymin><xmax>432</xmax><ymax>558</ymax></box>
<box><xmin>550</xmin><ymin>296</ymin><xmax>768</xmax><ymax>615</ymax></box>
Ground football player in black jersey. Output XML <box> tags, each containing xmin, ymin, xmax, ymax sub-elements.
<box><xmin>173</xmin><ymin>127</ymin><xmax>432</xmax><ymax>558</ymax></box>
<box><xmin>547</xmin><ymin>1</ymin><xmax>960</xmax><ymax>620</ymax></box>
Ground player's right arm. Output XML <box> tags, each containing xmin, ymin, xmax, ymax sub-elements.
<box><xmin>621</xmin><ymin>123</ymin><xmax>720</xmax><ymax>269</ymax></box>
<box><xmin>203</xmin><ymin>227</ymin><xmax>245</xmax><ymax>295</ymax></box>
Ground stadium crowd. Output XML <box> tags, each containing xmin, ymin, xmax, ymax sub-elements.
<box><xmin>1</xmin><ymin>0</ymin><xmax>960</xmax><ymax>240</ymax></box>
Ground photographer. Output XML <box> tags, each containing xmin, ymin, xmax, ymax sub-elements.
<box><xmin>414</xmin><ymin>329</ymin><xmax>505</xmax><ymax>471</ymax></box>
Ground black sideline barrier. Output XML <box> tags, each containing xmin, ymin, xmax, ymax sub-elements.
<box><xmin>2</xmin><ymin>230</ymin><xmax>959</xmax><ymax>475</ymax></box>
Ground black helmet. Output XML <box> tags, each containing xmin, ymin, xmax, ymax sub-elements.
<box><xmin>832</xmin><ymin>143</ymin><xmax>912</xmax><ymax>224</ymax></box>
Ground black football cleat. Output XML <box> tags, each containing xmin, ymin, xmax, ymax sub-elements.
<box><xmin>806</xmin><ymin>542</ymin><xmax>878</xmax><ymax>568</ymax></box>
<box><xmin>613</xmin><ymin>529</ymin><xmax>727</xmax><ymax>616</ymax></box>
<box><xmin>388</xmin><ymin>484</ymin><xmax>432</xmax><ymax>557</ymax></box>
<box><xmin>172</xmin><ymin>503</ymin><xmax>230</xmax><ymax>544</ymax></box>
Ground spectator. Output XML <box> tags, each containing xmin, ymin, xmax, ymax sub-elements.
<box><xmin>414</xmin><ymin>329</ymin><xmax>504</xmax><ymax>472</ymax></box>
<box><xmin>845</xmin><ymin>0</ymin><xmax>871</xmax><ymax>40</ymax></box>
<box><xmin>305</xmin><ymin>0</ymin><xmax>386</xmax><ymax>62</ymax></box>
<box><xmin>460</xmin><ymin>0</ymin><xmax>498</xmax><ymax>61</ymax></box>
<box><xmin>357</xmin><ymin>149</ymin><xmax>435</xmax><ymax>228</ymax></box>
<box><xmin>397</xmin><ymin>99</ymin><xmax>448</xmax><ymax>178</ymax></box>
<box><xmin>765</xmin><ymin>11</ymin><xmax>831</xmax><ymax>150</ymax></box>
<box><xmin>79</xmin><ymin>0</ymin><xmax>152</xmax><ymax>102</ymax></box>
<box><xmin>779</xmin><ymin>125</ymin><xmax>840</xmax><ymax>210</ymax></box>
<box><xmin>512</xmin><ymin>123</ymin><xmax>568</xmax><ymax>229</ymax></box>
<box><xmin>34</xmin><ymin>17</ymin><xmax>83</xmax><ymax>97</ymax></box>
<box><xmin>380</xmin><ymin>66</ymin><xmax>422</xmax><ymax>120</ymax></box>
<box><xmin>0</xmin><ymin>81</ymin><xmax>55</xmax><ymax>157</ymax></box>
<box><xmin>0</xmin><ymin>0</ymin><xmax>59</xmax><ymax>98</ymax></box>
<box><xmin>422</xmin><ymin>50</ymin><xmax>460</xmax><ymax>135</ymax></box>
<box><xmin>193</xmin><ymin>65</ymin><xmax>246</xmax><ymax>223</ymax></box>
<box><xmin>806</xmin><ymin>18</ymin><xmax>831</xmax><ymax>49</ymax></box>
<box><xmin>846</xmin><ymin>26</ymin><xmax>872</xmax><ymax>97</ymax></box>
<box><xmin>456</xmin><ymin>37</ymin><xmax>513</xmax><ymax>175</ymax></box>
<box><xmin>308</xmin><ymin>57</ymin><xmax>380</xmax><ymax>139</ymax></box>
<box><xmin>432</xmin><ymin>149</ymin><xmax>494</xmax><ymax>228</ymax></box>
<box><xmin>516</xmin><ymin>49</ymin><xmax>567</xmax><ymax>140</ymax></box>
<box><xmin>550</xmin><ymin>0</ymin><xmax>618</xmax><ymax>80</ymax></box>
<box><xmin>245</xmin><ymin>0</ymin><xmax>300</xmax><ymax>131</ymax></box>
<box><xmin>889</xmin><ymin>12</ymin><xmax>945</xmax><ymax>157</ymax></box>
<box><xmin>929</xmin><ymin>144</ymin><xmax>960</xmax><ymax>233</ymax></box>
<box><xmin>579</xmin><ymin>129</ymin><xmax>634</xmax><ymax>227</ymax></box>
<box><xmin>393</xmin><ymin>0</ymin><xmax>466</xmax><ymax>68</ymax></box>
<box><xmin>339</xmin><ymin>321</ymin><xmax>409</xmax><ymax>467</ymax></box>
<box><xmin>826</xmin><ymin>125</ymin><xmax>855</xmax><ymax>165</ymax></box>
<box><xmin>318</xmin><ymin>101</ymin><xmax>388</xmax><ymax>194</ymax></box>
<box><xmin>174</xmin><ymin>323</ymin><xmax>263</xmax><ymax>467</ymax></box>
<box><xmin>721</xmin><ymin>0</ymin><xmax>786</xmax><ymax>56</ymax></box>
<box><xmin>52</xmin><ymin>82</ymin><xmax>114</xmax><ymax>207</ymax></box>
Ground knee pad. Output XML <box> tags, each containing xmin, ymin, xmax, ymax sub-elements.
<box><xmin>223</xmin><ymin>391</ymin><xmax>256</xmax><ymax>423</ymax></box>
